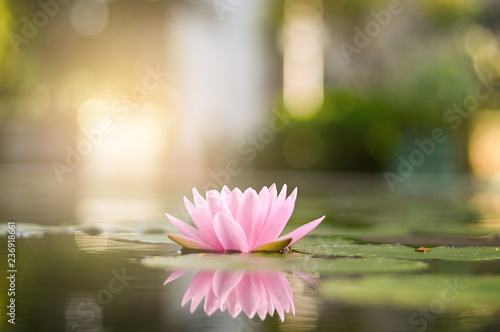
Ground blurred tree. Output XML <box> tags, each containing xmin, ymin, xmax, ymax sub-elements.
<box><xmin>253</xmin><ymin>0</ymin><xmax>495</xmax><ymax>174</ymax></box>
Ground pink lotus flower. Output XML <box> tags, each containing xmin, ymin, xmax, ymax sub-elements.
<box><xmin>164</xmin><ymin>269</ymin><xmax>295</xmax><ymax>321</ymax></box>
<box><xmin>165</xmin><ymin>184</ymin><xmax>325</xmax><ymax>253</ymax></box>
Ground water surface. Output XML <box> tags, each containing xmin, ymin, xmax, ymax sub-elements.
<box><xmin>1</xmin><ymin>170</ymin><xmax>500</xmax><ymax>331</ymax></box>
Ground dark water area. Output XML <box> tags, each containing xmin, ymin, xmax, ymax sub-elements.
<box><xmin>1</xmin><ymin>169</ymin><xmax>500</xmax><ymax>331</ymax></box>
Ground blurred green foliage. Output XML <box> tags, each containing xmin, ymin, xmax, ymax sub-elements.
<box><xmin>0</xmin><ymin>1</ymin><xmax>39</xmax><ymax>122</ymax></box>
<box><xmin>256</xmin><ymin>56</ymin><xmax>479</xmax><ymax>172</ymax></box>
<box><xmin>254</xmin><ymin>0</ymin><xmax>497</xmax><ymax>173</ymax></box>
<box><xmin>1</xmin><ymin>0</ymin><xmax>498</xmax><ymax>174</ymax></box>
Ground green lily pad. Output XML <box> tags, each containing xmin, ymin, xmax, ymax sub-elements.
<box><xmin>354</xmin><ymin>234</ymin><xmax>500</xmax><ymax>247</ymax></box>
<box><xmin>75</xmin><ymin>232</ymin><xmax>179</xmax><ymax>254</ymax></box>
<box><xmin>109</xmin><ymin>232</ymin><xmax>174</xmax><ymax>244</ymax></box>
<box><xmin>322</xmin><ymin>274</ymin><xmax>500</xmax><ymax>310</ymax></box>
<box><xmin>294</xmin><ymin>243</ymin><xmax>500</xmax><ymax>261</ymax></box>
<box><xmin>0</xmin><ymin>221</ymin><xmax>75</xmax><ymax>237</ymax></box>
<box><xmin>141</xmin><ymin>253</ymin><xmax>427</xmax><ymax>274</ymax></box>
<box><xmin>312</xmin><ymin>221</ymin><xmax>493</xmax><ymax>238</ymax></box>
<box><xmin>292</xmin><ymin>235</ymin><xmax>354</xmax><ymax>246</ymax></box>
<box><xmin>141</xmin><ymin>253</ymin><xmax>291</xmax><ymax>271</ymax></box>
<box><xmin>309</xmin><ymin>257</ymin><xmax>428</xmax><ymax>274</ymax></box>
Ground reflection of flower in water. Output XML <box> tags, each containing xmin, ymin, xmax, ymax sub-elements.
<box><xmin>165</xmin><ymin>184</ymin><xmax>325</xmax><ymax>253</ymax></box>
<box><xmin>164</xmin><ymin>269</ymin><xmax>295</xmax><ymax>321</ymax></box>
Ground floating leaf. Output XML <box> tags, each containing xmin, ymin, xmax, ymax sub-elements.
<box><xmin>291</xmin><ymin>235</ymin><xmax>354</xmax><ymax>246</ymax></box>
<box><xmin>141</xmin><ymin>253</ymin><xmax>427</xmax><ymax>274</ymax></box>
<box><xmin>294</xmin><ymin>243</ymin><xmax>500</xmax><ymax>261</ymax></box>
<box><xmin>311</xmin><ymin>217</ymin><xmax>493</xmax><ymax>238</ymax></box>
<box><xmin>76</xmin><ymin>232</ymin><xmax>178</xmax><ymax>254</ymax></box>
<box><xmin>142</xmin><ymin>253</ymin><xmax>290</xmax><ymax>271</ymax></box>
<box><xmin>0</xmin><ymin>221</ymin><xmax>75</xmax><ymax>237</ymax></box>
<box><xmin>110</xmin><ymin>232</ymin><xmax>175</xmax><ymax>244</ymax></box>
<box><xmin>311</xmin><ymin>257</ymin><xmax>428</xmax><ymax>274</ymax></box>
<box><xmin>322</xmin><ymin>274</ymin><xmax>500</xmax><ymax>310</ymax></box>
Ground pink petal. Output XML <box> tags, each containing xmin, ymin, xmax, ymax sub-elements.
<box><xmin>254</xmin><ymin>275</ymin><xmax>269</xmax><ymax>320</ymax></box>
<box><xmin>276</xmin><ymin>303</ymin><xmax>285</xmax><ymax>321</ymax></box>
<box><xmin>236</xmin><ymin>273</ymin><xmax>260</xmax><ymax>319</ymax></box>
<box><xmin>184</xmin><ymin>197</ymin><xmax>224</xmax><ymax>250</ymax></box>
<box><xmin>261</xmin><ymin>273</ymin><xmax>287</xmax><ymax>305</ymax></box>
<box><xmin>226</xmin><ymin>291</ymin><xmax>242</xmax><ymax>318</ymax></box>
<box><xmin>266</xmin><ymin>184</ymin><xmax>287</xmax><ymax>217</ymax></box>
<box><xmin>207</xmin><ymin>190</ymin><xmax>231</xmax><ymax>219</ymax></box>
<box><xmin>167</xmin><ymin>233</ymin><xmax>214</xmax><ymax>251</ymax></box>
<box><xmin>192</xmin><ymin>188</ymin><xmax>207</xmax><ymax>208</ymax></box>
<box><xmin>221</xmin><ymin>185</ymin><xmax>232</xmax><ymax>206</ymax></box>
<box><xmin>163</xmin><ymin>269</ymin><xmax>189</xmax><ymax>285</ymax></box>
<box><xmin>278</xmin><ymin>272</ymin><xmax>294</xmax><ymax>314</ymax></box>
<box><xmin>278</xmin><ymin>215</ymin><xmax>325</xmax><ymax>247</ymax></box>
<box><xmin>181</xmin><ymin>271</ymin><xmax>213</xmax><ymax>310</ymax></box>
<box><xmin>229</xmin><ymin>187</ymin><xmax>243</xmax><ymax>219</ymax></box>
<box><xmin>258</xmin><ymin>184</ymin><xmax>276</xmax><ymax>225</ymax></box>
<box><xmin>269</xmin><ymin>183</ymin><xmax>277</xmax><ymax>200</ymax></box>
<box><xmin>165</xmin><ymin>213</ymin><xmax>202</xmax><ymax>241</ymax></box>
<box><xmin>204</xmin><ymin>282</ymin><xmax>220</xmax><ymax>316</ymax></box>
<box><xmin>260</xmin><ymin>275</ymin><xmax>275</xmax><ymax>316</ymax></box>
<box><xmin>236</xmin><ymin>188</ymin><xmax>262</xmax><ymax>248</ymax></box>
<box><xmin>213</xmin><ymin>212</ymin><xmax>249</xmax><ymax>252</ymax></box>
<box><xmin>258</xmin><ymin>186</ymin><xmax>270</xmax><ymax>219</ymax></box>
<box><xmin>212</xmin><ymin>270</ymin><xmax>244</xmax><ymax>299</ymax></box>
<box><xmin>255</xmin><ymin>183</ymin><xmax>277</xmax><ymax>242</ymax></box>
<box><xmin>277</xmin><ymin>184</ymin><xmax>288</xmax><ymax>204</ymax></box>
<box><xmin>261</xmin><ymin>272</ymin><xmax>290</xmax><ymax>321</ymax></box>
<box><xmin>255</xmin><ymin>187</ymin><xmax>297</xmax><ymax>247</ymax></box>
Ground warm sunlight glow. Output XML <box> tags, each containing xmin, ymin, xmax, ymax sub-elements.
<box><xmin>283</xmin><ymin>0</ymin><xmax>324</xmax><ymax>118</ymax></box>
<box><xmin>469</xmin><ymin>110</ymin><xmax>500</xmax><ymax>179</ymax></box>
<box><xmin>82</xmin><ymin>102</ymin><xmax>167</xmax><ymax>178</ymax></box>
<box><xmin>77</xmin><ymin>98</ymin><xmax>110</xmax><ymax>131</ymax></box>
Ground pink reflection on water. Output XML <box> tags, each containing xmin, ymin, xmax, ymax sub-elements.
<box><xmin>164</xmin><ymin>269</ymin><xmax>297</xmax><ymax>321</ymax></box>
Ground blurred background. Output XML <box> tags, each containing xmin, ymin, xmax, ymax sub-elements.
<box><xmin>1</xmin><ymin>0</ymin><xmax>500</xmax><ymax>224</ymax></box>
<box><xmin>3</xmin><ymin>2</ymin><xmax>500</xmax><ymax>331</ymax></box>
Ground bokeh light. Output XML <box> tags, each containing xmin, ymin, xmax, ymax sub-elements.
<box><xmin>71</xmin><ymin>0</ymin><xmax>109</xmax><ymax>36</ymax></box>
<box><xmin>283</xmin><ymin>0</ymin><xmax>324</xmax><ymax>118</ymax></box>
<box><xmin>469</xmin><ymin>110</ymin><xmax>500</xmax><ymax>180</ymax></box>
<box><xmin>77</xmin><ymin>98</ymin><xmax>110</xmax><ymax>132</ymax></box>
<box><xmin>2</xmin><ymin>1</ymin><xmax>500</xmax><ymax>331</ymax></box>
<box><xmin>82</xmin><ymin>102</ymin><xmax>167</xmax><ymax>178</ymax></box>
